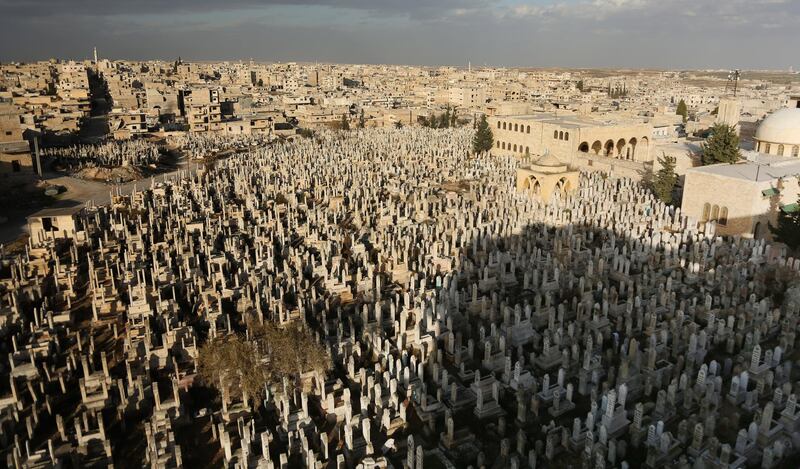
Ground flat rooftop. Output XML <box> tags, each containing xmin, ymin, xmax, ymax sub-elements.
<box><xmin>495</xmin><ymin>112</ymin><xmax>645</xmax><ymax>129</ymax></box>
<box><xmin>687</xmin><ymin>151</ymin><xmax>800</xmax><ymax>182</ymax></box>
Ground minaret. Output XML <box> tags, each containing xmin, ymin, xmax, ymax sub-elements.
<box><xmin>93</xmin><ymin>47</ymin><xmax>98</xmax><ymax>64</ymax></box>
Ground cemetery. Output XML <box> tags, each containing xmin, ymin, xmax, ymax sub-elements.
<box><xmin>1</xmin><ymin>127</ymin><xmax>800</xmax><ymax>468</ymax></box>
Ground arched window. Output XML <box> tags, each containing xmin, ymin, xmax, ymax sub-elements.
<box><xmin>605</xmin><ymin>140</ymin><xmax>614</xmax><ymax>156</ymax></box>
<box><xmin>513</xmin><ymin>123</ymin><xmax>517</xmax><ymax>131</ymax></box>
<box><xmin>554</xmin><ymin>130</ymin><xmax>559</xmax><ymax>139</ymax></box>
<box><xmin>793</xmin><ymin>146</ymin><xmax>799</xmax><ymax>157</ymax></box>
<box><xmin>719</xmin><ymin>207</ymin><xmax>728</xmax><ymax>226</ymax></box>
<box><xmin>559</xmin><ymin>131</ymin><xmax>564</xmax><ymax>140</ymax></box>
<box><xmin>778</xmin><ymin>144</ymin><xmax>785</xmax><ymax>156</ymax></box>
<box><xmin>496</xmin><ymin>141</ymin><xmax>500</xmax><ymax>148</ymax></box>
<box><xmin>711</xmin><ymin>205</ymin><xmax>719</xmax><ymax>222</ymax></box>
<box><xmin>526</xmin><ymin>125</ymin><xmax>530</xmax><ymax>134</ymax></box>
<box><xmin>564</xmin><ymin>132</ymin><xmax>569</xmax><ymax>141</ymax></box>
<box><xmin>764</xmin><ymin>143</ymin><xmax>771</xmax><ymax>154</ymax></box>
<box><xmin>592</xmin><ymin>141</ymin><xmax>602</xmax><ymax>154</ymax></box>
<box><xmin>579</xmin><ymin>142</ymin><xmax>589</xmax><ymax>153</ymax></box>
<box><xmin>501</xmin><ymin>142</ymin><xmax>505</xmax><ymax>150</ymax></box>
<box><xmin>497</xmin><ymin>122</ymin><xmax>501</xmax><ymax>129</ymax></box>
<box><xmin>502</xmin><ymin>122</ymin><xmax>507</xmax><ymax>130</ymax></box>
<box><xmin>702</xmin><ymin>203</ymin><xmax>710</xmax><ymax>222</ymax></box>
<box><xmin>513</xmin><ymin>144</ymin><xmax>517</xmax><ymax>152</ymax></box>
<box><xmin>525</xmin><ymin>146</ymin><xmax>529</xmax><ymax>154</ymax></box>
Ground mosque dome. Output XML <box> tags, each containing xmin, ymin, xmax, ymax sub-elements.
<box><xmin>755</xmin><ymin>108</ymin><xmax>800</xmax><ymax>146</ymax></box>
<box><xmin>530</xmin><ymin>150</ymin><xmax>567</xmax><ymax>174</ymax></box>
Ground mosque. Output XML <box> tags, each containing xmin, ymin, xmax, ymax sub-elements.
<box><xmin>753</xmin><ymin>98</ymin><xmax>800</xmax><ymax>157</ymax></box>
<box><xmin>681</xmin><ymin>96</ymin><xmax>800</xmax><ymax>240</ymax></box>
<box><xmin>515</xmin><ymin>150</ymin><xmax>580</xmax><ymax>201</ymax></box>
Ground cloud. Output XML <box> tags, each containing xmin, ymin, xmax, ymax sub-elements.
<box><xmin>0</xmin><ymin>0</ymin><xmax>498</xmax><ymax>20</ymax></box>
<box><xmin>0</xmin><ymin>0</ymin><xmax>797</xmax><ymax>68</ymax></box>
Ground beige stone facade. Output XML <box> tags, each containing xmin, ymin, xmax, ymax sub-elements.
<box><xmin>682</xmin><ymin>155</ymin><xmax>800</xmax><ymax>239</ymax></box>
<box><xmin>515</xmin><ymin>152</ymin><xmax>579</xmax><ymax>201</ymax></box>
<box><xmin>489</xmin><ymin>113</ymin><xmax>652</xmax><ymax>164</ymax></box>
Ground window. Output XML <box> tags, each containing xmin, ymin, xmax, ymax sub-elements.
<box><xmin>764</xmin><ymin>143</ymin><xmax>771</xmax><ymax>154</ymax></box>
<box><xmin>559</xmin><ymin>131</ymin><xmax>564</xmax><ymax>140</ymax></box>
<box><xmin>496</xmin><ymin>141</ymin><xmax>500</xmax><ymax>148</ymax></box>
<box><xmin>719</xmin><ymin>207</ymin><xmax>728</xmax><ymax>226</ymax></box>
<box><xmin>711</xmin><ymin>205</ymin><xmax>719</xmax><ymax>222</ymax></box>
<box><xmin>501</xmin><ymin>142</ymin><xmax>506</xmax><ymax>150</ymax></box>
<box><xmin>503</xmin><ymin>122</ymin><xmax>507</xmax><ymax>130</ymax></box>
<box><xmin>554</xmin><ymin>130</ymin><xmax>558</xmax><ymax>139</ymax></box>
<box><xmin>497</xmin><ymin>122</ymin><xmax>501</xmax><ymax>129</ymax></box>
<box><xmin>564</xmin><ymin>132</ymin><xmax>569</xmax><ymax>141</ymax></box>
<box><xmin>793</xmin><ymin>146</ymin><xmax>799</xmax><ymax>157</ymax></box>
<box><xmin>526</xmin><ymin>125</ymin><xmax>530</xmax><ymax>134</ymax></box>
<box><xmin>702</xmin><ymin>203</ymin><xmax>710</xmax><ymax>222</ymax></box>
<box><xmin>514</xmin><ymin>124</ymin><xmax>518</xmax><ymax>131</ymax></box>
<box><xmin>513</xmin><ymin>144</ymin><xmax>517</xmax><ymax>152</ymax></box>
<box><xmin>778</xmin><ymin>144</ymin><xmax>784</xmax><ymax>156</ymax></box>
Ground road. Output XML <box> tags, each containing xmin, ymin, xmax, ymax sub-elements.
<box><xmin>0</xmin><ymin>160</ymin><xmax>203</xmax><ymax>245</ymax></box>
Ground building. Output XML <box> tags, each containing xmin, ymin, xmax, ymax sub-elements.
<box><xmin>516</xmin><ymin>151</ymin><xmax>579</xmax><ymax>201</ymax></box>
<box><xmin>0</xmin><ymin>104</ymin><xmax>33</xmax><ymax>173</ymax></box>
<box><xmin>490</xmin><ymin>112</ymin><xmax>653</xmax><ymax>178</ymax></box>
<box><xmin>27</xmin><ymin>205</ymin><xmax>86</xmax><ymax>243</ymax></box>
<box><xmin>682</xmin><ymin>96</ymin><xmax>800</xmax><ymax>240</ymax></box>
<box><xmin>682</xmin><ymin>153</ymin><xmax>800</xmax><ymax>239</ymax></box>
<box><xmin>753</xmin><ymin>96</ymin><xmax>800</xmax><ymax>157</ymax></box>
<box><xmin>716</xmin><ymin>97</ymin><xmax>741</xmax><ymax>131</ymax></box>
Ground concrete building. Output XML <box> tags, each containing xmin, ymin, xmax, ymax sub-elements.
<box><xmin>682</xmin><ymin>153</ymin><xmax>800</xmax><ymax>239</ymax></box>
<box><xmin>490</xmin><ymin>113</ymin><xmax>652</xmax><ymax>162</ymax></box>
<box><xmin>490</xmin><ymin>112</ymin><xmax>653</xmax><ymax>178</ymax></box>
<box><xmin>516</xmin><ymin>151</ymin><xmax>579</xmax><ymax>201</ymax></box>
<box><xmin>716</xmin><ymin>97</ymin><xmax>742</xmax><ymax>131</ymax></box>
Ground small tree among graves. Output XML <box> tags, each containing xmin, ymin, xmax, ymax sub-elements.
<box><xmin>653</xmin><ymin>153</ymin><xmax>678</xmax><ymax>204</ymax></box>
<box><xmin>198</xmin><ymin>320</ymin><xmax>330</xmax><ymax>403</ymax></box>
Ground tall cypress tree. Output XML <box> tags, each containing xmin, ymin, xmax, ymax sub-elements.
<box><xmin>340</xmin><ymin>113</ymin><xmax>350</xmax><ymax>131</ymax></box>
<box><xmin>472</xmin><ymin>115</ymin><xmax>494</xmax><ymax>154</ymax></box>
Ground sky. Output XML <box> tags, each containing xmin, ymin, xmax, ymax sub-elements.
<box><xmin>0</xmin><ymin>0</ymin><xmax>797</xmax><ymax>69</ymax></box>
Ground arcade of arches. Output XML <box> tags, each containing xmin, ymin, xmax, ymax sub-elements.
<box><xmin>579</xmin><ymin>136</ymin><xmax>649</xmax><ymax>161</ymax></box>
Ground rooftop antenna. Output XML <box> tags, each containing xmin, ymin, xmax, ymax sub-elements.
<box><xmin>725</xmin><ymin>69</ymin><xmax>741</xmax><ymax>96</ymax></box>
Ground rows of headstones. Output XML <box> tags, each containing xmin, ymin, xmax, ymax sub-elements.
<box><xmin>42</xmin><ymin>139</ymin><xmax>165</xmax><ymax>169</ymax></box>
<box><xmin>166</xmin><ymin>132</ymin><xmax>274</xmax><ymax>161</ymax></box>
<box><xmin>2</xmin><ymin>127</ymin><xmax>800</xmax><ymax>468</ymax></box>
